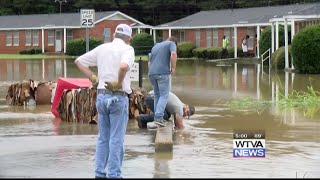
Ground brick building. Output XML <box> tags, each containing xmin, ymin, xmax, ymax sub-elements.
<box><xmin>152</xmin><ymin>3</ymin><xmax>320</xmax><ymax>59</ymax></box>
<box><xmin>0</xmin><ymin>11</ymin><xmax>148</xmax><ymax>54</ymax></box>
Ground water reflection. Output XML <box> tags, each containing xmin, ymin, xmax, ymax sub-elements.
<box><xmin>0</xmin><ymin>59</ymin><xmax>69</xmax><ymax>81</ymax></box>
<box><xmin>0</xmin><ymin>59</ymin><xmax>319</xmax><ymax>178</ymax></box>
<box><xmin>153</xmin><ymin>152</ymin><xmax>172</xmax><ymax>178</ymax></box>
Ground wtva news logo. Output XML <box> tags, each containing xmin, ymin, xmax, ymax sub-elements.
<box><xmin>233</xmin><ymin>130</ymin><xmax>266</xmax><ymax>158</ymax></box>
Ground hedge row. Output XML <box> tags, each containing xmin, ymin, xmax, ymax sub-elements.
<box><xmin>66</xmin><ymin>38</ymin><xmax>103</xmax><ymax>56</ymax></box>
<box><xmin>177</xmin><ymin>42</ymin><xmax>196</xmax><ymax>58</ymax></box>
<box><xmin>191</xmin><ymin>47</ymin><xmax>243</xmax><ymax>59</ymax></box>
<box><xmin>19</xmin><ymin>48</ymin><xmax>42</xmax><ymax>54</ymax></box>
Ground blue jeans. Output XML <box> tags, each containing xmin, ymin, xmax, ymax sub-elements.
<box><xmin>149</xmin><ymin>74</ymin><xmax>170</xmax><ymax>121</ymax></box>
<box><xmin>137</xmin><ymin>96</ymin><xmax>171</xmax><ymax>127</ymax></box>
<box><xmin>95</xmin><ymin>93</ymin><xmax>129</xmax><ymax>178</ymax></box>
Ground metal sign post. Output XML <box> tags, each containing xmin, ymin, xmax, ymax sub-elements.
<box><xmin>80</xmin><ymin>9</ymin><xmax>95</xmax><ymax>52</ymax></box>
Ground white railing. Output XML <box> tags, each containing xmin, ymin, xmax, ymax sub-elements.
<box><xmin>261</xmin><ymin>48</ymin><xmax>271</xmax><ymax>72</ymax></box>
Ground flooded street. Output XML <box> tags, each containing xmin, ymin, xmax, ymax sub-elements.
<box><xmin>0</xmin><ymin>59</ymin><xmax>319</xmax><ymax>178</ymax></box>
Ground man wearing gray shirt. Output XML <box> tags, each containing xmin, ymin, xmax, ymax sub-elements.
<box><xmin>148</xmin><ymin>36</ymin><xmax>178</xmax><ymax>127</ymax></box>
<box><xmin>137</xmin><ymin>91</ymin><xmax>195</xmax><ymax>130</ymax></box>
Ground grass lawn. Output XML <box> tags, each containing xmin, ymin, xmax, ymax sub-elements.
<box><xmin>0</xmin><ymin>54</ymin><xmax>76</xmax><ymax>60</ymax></box>
<box><xmin>135</xmin><ymin>55</ymin><xmax>148</xmax><ymax>61</ymax></box>
<box><xmin>0</xmin><ymin>53</ymin><xmax>230</xmax><ymax>62</ymax></box>
<box><xmin>0</xmin><ymin>53</ymin><xmax>150</xmax><ymax>61</ymax></box>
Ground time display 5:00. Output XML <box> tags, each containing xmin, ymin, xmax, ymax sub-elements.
<box><xmin>233</xmin><ymin>132</ymin><xmax>265</xmax><ymax>139</ymax></box>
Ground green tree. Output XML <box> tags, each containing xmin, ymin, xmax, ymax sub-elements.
<box><xmin>131</xmin><ymin>33</ymin><xmax>154</xmax><ymax>55</ymax></box>
<box><xmin>259</xmin><ymin>25</ymin><xmax>291</xmax><ymax>58</ymax></box>
<box><xmin>291</xmin><ymin>25</ymin><xmax>320</xmax><ymax>74</ymax></box>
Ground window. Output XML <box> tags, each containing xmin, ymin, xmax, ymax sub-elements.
<box><xmin>213</xmin><ymin>29</ymin><xmax>218</xmax><ymax>48</ymax></box>
<box><xmin>26</xmin><ymin>30</ymin><xmax>31</xmax><ymax>46</ymax></box>
<box><xmin>179</xmin><ymin>30</ymin><xmax>185</xmax><ymax>42</ymax></box>
<box><xmin>195</xmin><ymin>30</ymin><xmax>200</xmax><ymax>47</ymax></box>
<box><xmin>48</xmin><ymin>30</ymin><xmax>54</xmax><ymax>46</ymax></box>
<box><xmin>206</xmin><ymin>29</ymin><xmax>211</xmax><ymax>47</ymax></box>
<box><xmin>33</xmin><ymin>30</ymin><xmax>39</xmax><ymax>46</ymax></box>
<box><xmin>247</xmin><ymin>27</ymin><xmax>255</xmax><ymax>50</ymax></box>
<box><xmin>67</xmin><ymin>29</ymin><xmax>73</xmax><ymax>42</ymax></box>
<box><xmin>13</xmin><ymin>31</ymin><xmax>19</xmax><ymax>46</ymax></box>
<box><xmin>103</xmin><ymin>28</ymin><xmax>111</xmax><ymax>43</ymax></box>
<box><xmin>6</xmin><ymin>31</ymin><xmax>12</xmax><ymax>46</ymax></box>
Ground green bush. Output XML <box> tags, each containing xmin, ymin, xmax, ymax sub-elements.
<box><xmin>192</xmin><ymin>48</ymin><xmax>207</xmax><ymax>59</ymax></box>
<box><xmin>259</xmin><ymin>25</ymin><xmax>291</xmax><ymax>57</ymax></box>
<box><xmin>191</xmin><ymin>47</ymin><xmax>243</xmax><ymax>59</ymax></box>
<box><xmin>66</xmin><ymin>38</ymin><xmax>103</xmax><ymax>56</ymax></box>
<box><xmin>19</xmin><ymin>49</ymin><xmax>28</xmax><ymax>54</ymax></box>
<box><xmin>131</xmin><ymin>33</ymin><xmax>154</xmax><ymax>55</ymax></box>
<box><xmin>19</xmin><ymin>47</ymin><xmax>42</xmax><ymax>54</ymax></box>
<box><xmin>177</xmin><ymin>42</ymin><xmax>196</xmax><ymax>58</ymax></box>
<box><xmin>227</xmin><ymin>47</ymin><xmax>244</xmax><ymax>58</ymax></box>
<box><xmin>206</xmin><ymin>48</ymin><xmax>221</xmax><ymax>59</ymax></box>
<box><xmin>270</xmin><ymin>45</ymin><xmax>291</xmax><ymax>69</ymax></box>
<box><xmin>291</xmin><ymin>25</ymin><xmax>320</xmax><ymax>74</ymax></box>
<box><xmin>34</xmin><ymin>48</ymin><xmax>42</xmax><ymax>54</ymax></box>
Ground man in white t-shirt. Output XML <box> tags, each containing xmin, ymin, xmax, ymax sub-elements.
<box><xmin>75</xmin><ymin>24</ymin><xmax>134</xmax><ymax>179</ymax></box>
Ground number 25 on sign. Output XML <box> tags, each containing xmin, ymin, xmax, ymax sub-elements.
<box><xmin>80</xmin><ymin>9</ymin><xmax>95</xmax><ymax>28</ymax></box>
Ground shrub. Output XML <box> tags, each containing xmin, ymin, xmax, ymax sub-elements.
<box><xmin>259</xmin><ymin>25</ymin><xmax>291</xmax><ymax>57</ymax></box>
<box><xmin>19</xmin><ymin>49</ymin><xmax>28</xmax><ymax>54</ymax></box>
<box><xmin>192</xmin><ymin>48</ymin><xmax>207</xmax><ymax>59</ymax></box>
<box><xmin>34</xmin><ymin>48</ymin><xmax>42</xmax><ymax>54</ymax></box>
<box><xmin>270</xmin><ymin>45</ymin><xmax>291</xmax><ymax>69</ymax></box>
<box><xmin>206</xmin><ymin>48</ymin><xmax>221</xmax><ymax>59</ymax></box>
<box><xmin>291</xmin><ymin>25</ymin><xmax>320</xmax><ymax>74</ymax></box>
<box><xmin>19</xmin><ymin>47</ymin><xmax>42</xmax><ymax>54</ymax></box>
<box><xmin>66</xmin><ymin>38</ymin><xmax>103</xmax><ymax>56</ymax></box>
<box><xmin>177</xmin><ymin>42</ymin><xmax>196</xmax><ymax>58</ymax></box>
<box><xmin>131</xmin><ymin>33</ymin><xmax>154</xmax><ymax>55</ymax></box>
<box><xmin>227</xmin><ymin>47</ymin><xmax>244</xmax><ymax>58</ymax></box>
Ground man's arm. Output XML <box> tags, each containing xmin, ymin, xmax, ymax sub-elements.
<box><xmin>74</xmin><ymin>46</ymin><xmax>98</xmax><ymax>83</ymax></box>
<box><xmin>170</xmin><ymin>51</ymin><xmax>177</xmax><ymax>75</ymax></box>
<box><xmin>114</xmin><ymin>47</ymin><xmax>135</xmax><ymax>89</ymax></box>
<box><xmin>118</xmin><ymin>63</ymin><xmax>129</xmax><ymax>85</ymax></box>
<box><xmin>174</xmin><ymin>114</ymin><xmax>185</xmax><ymax>130</ymax></box>
<box><xmin>75</xmin><ymin>60</ymin><xmax>95</xmax><ymax>80</ymax></box>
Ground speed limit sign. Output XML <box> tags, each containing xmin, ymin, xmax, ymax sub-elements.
<box><xmin>80</xmin><ymin>9</ymin><xmax>95</xmax><ymax>28</ymax></box>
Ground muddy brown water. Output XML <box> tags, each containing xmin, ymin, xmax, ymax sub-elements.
<box><xmin>0</xmin><ymin>59</ymin><xmax>319</xmax><ymax>178</ymax></box>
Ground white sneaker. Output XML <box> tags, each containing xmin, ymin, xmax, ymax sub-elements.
<box><xmin>147</xmin><ymin>122</ymin><xmax>158</xmax><ymax>130</ymax></box>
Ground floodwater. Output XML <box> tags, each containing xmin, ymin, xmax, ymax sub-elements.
<box><xmin>0</xmin><ymin>58</ymin><xmax>319</xmax><ymax>178</ymax></box>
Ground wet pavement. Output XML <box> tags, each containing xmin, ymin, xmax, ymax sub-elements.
<box><xmin>0</xmin><ymin>59</ymin><xmax>319</xmax><ymax>178</ymax></box>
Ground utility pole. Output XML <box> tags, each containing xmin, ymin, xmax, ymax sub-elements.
<box><xmin>55</xmin><ymin>0</ymin><xmax>67</xmax><ymax>14</ymax></box>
